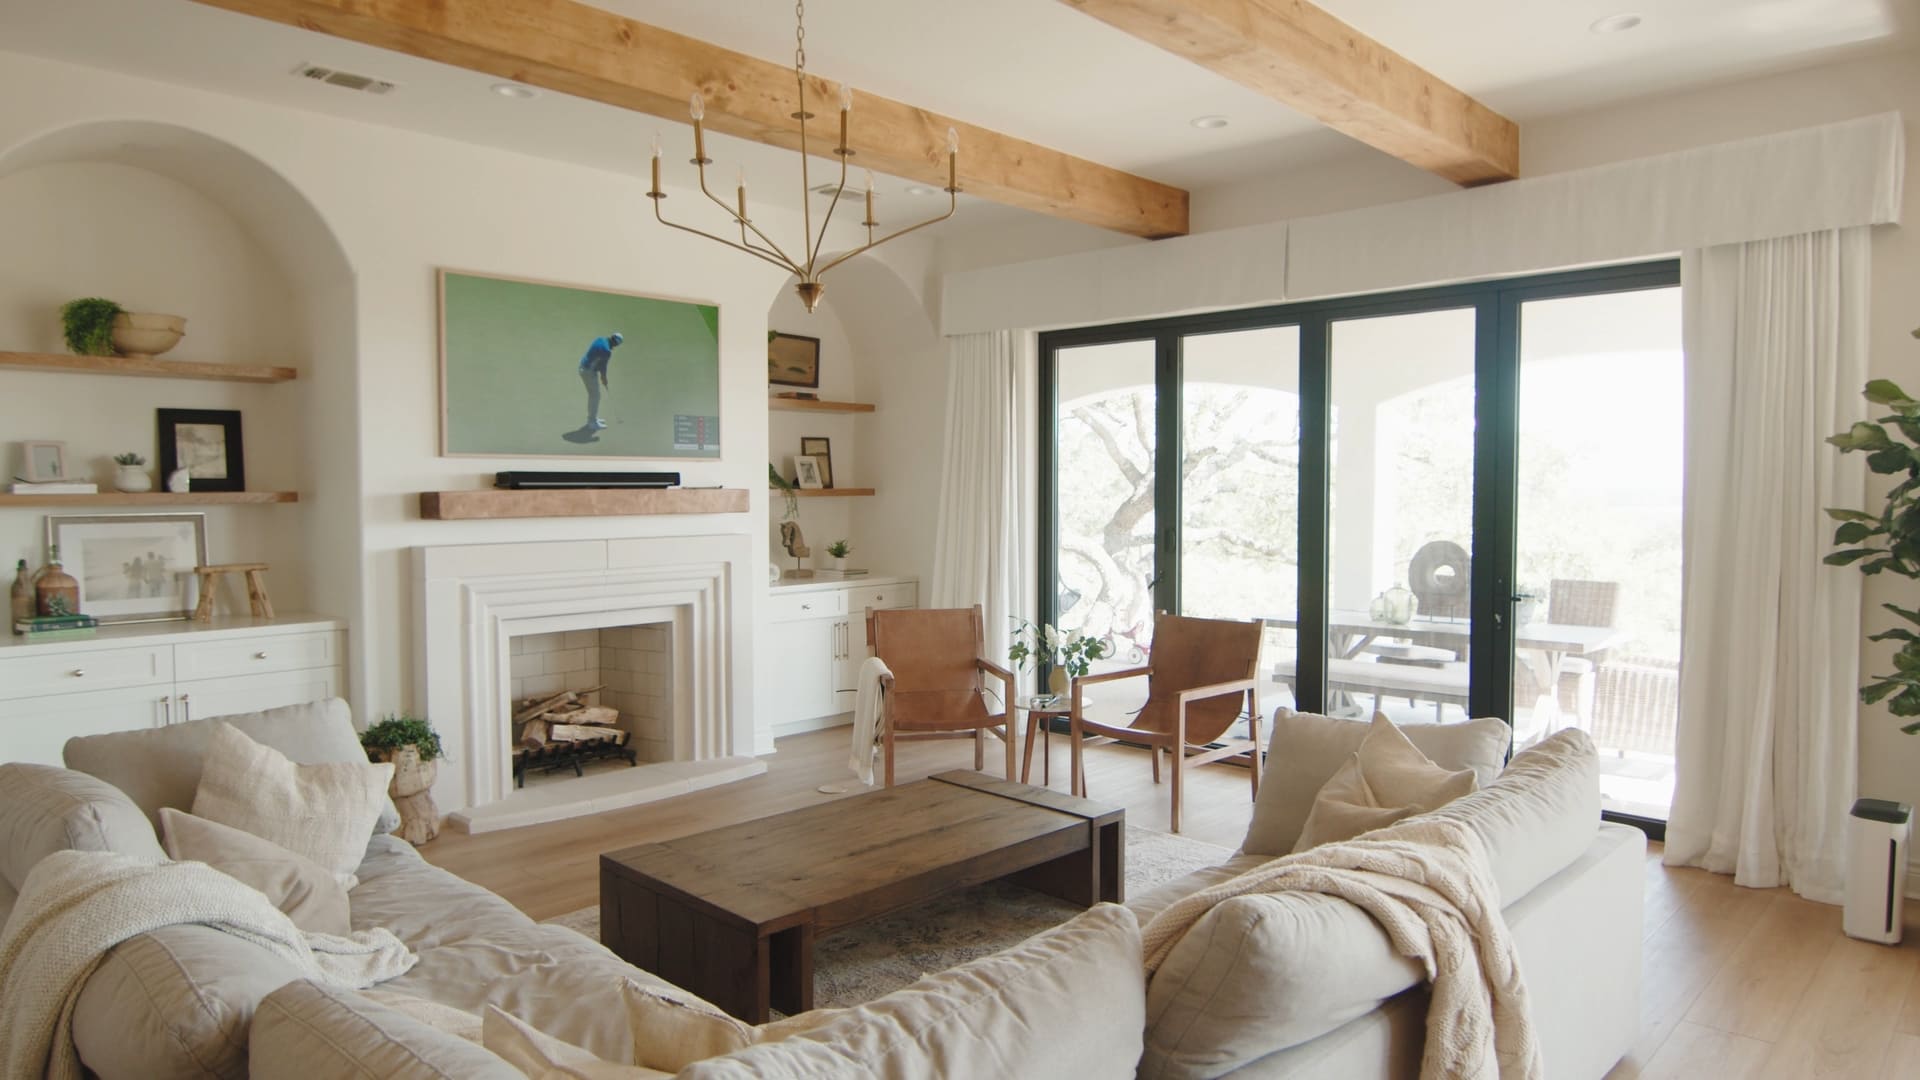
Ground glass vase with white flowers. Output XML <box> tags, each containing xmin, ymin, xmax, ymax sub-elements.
<box><xmin>1008</xmin><ymin>619</ymin><xmax>1109</xmax><ymax>704</ymax></box>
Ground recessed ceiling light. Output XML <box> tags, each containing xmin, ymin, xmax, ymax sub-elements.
<box><xmin>491</xmin><ymin>82</ymin><xmax>537</xmax><ymax>99</ymax></box>
<box><xmin>1588</xmin><ymin>12</ymin><xmax>1643</xmax><ymax>33</ymax></box>
<box><xmin>903</xmin><ymin>185</ymin><xmax>938</xmax><ymax>196</ymax></box>
<box><xmin>1190</xmin><ymin>115</ymin><xmax>1230</xmax><ymax>130</ymax></box>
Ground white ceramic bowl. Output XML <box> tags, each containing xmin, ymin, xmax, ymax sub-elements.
<box><xmin>110</xmin><ymin>312</ymin><xmax>186</xmax><ymax>359</ymax></box>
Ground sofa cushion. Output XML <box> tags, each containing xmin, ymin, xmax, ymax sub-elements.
<box><xmin>71</xmin><ymin>923</ymin><xmax>307</xmax><ymax>1080</ymax></box>
<box><xmin>250</xmin><ymin>981</ymin><xmax>521</xmax><ymax>1080</ymax></box>
<box><xmin>349</xmin><ymin>834</ymin><xmax>691</xmax><ymax>1064</ymax></box>
<box><xmin>62</xmin><ymin>698</ymin><xmax>398</xmax><ymax>835</ymax></box>
<box><xmin>1140</xmin><ymin>891</ymin><xmax>1425</xmax><ymax>1079</ymax></box>
<box><xmin>678</xmin><ymin>903</ymin><xmax>1146</xmax><ymax>1079</ymax></box>
<box><xmin>0</xmin><ymin>762</ymin><xmax>165</xmax><ymax>893</ymax></box>
<box><xmin>159</xmin><ymin>808</ymin><xmax>351</xmax><ymax>935</ymax></box>
<box><xmin>1293</xmin><ymin>716</ymin><xmax>1478</xmax><ymax>851</ymax></box>
<box><xmin>481</xmin><ymin>1006</ymin><xmax>675</xmax><ymax>1079</ymax></box>
<box><xmin>1242</xmin><ymin>710</ymin><xmax>1508</xmax><ymax>856</ymax></box>
<box><xmin>1420</xmin><ymin>727</ymin><xmax>1600</xmax><ymax>905</ymax></box>
<box><xmin>1128</xmin><ymin>853</ymin><xmax>1275</xmax><ymax>925</ymax></box>
<box><xmin>190</xmin><ymin>723</ymin><xmax>391</xmax><ymax>888</ymax></box>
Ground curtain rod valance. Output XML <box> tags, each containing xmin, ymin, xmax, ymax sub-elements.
<box><xmin>940</xmin><ymin>112</ymin><xmax>1903</xmax><ymax>333</ymax></box>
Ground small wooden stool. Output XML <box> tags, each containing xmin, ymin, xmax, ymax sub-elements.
<box><xmin>193</xmin><ymin>563</ymin><xmax>274</xmax><ymax>621</ymax></box>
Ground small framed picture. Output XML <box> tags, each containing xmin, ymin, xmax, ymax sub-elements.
<box><xmin>20</xmin><ymin>441</ymin><xmax>67</xmax><ymax>482</ymax></box>
<box><xmin>799</xmin><ymin>436</ymin><xmax>834</xmax><ymax>489</ymax></box>
<box><xmin>792</xmin><ymin>455</ymin><xmax>825</xmax><ymax>490</ymax></box>
<box><xmin>157</xmin><ymin>409</ymin><xmax>245</xmax><ymax>492</ymax></box>
<box><xmin>46</xmin><ymin>513</ymin><xmax>208</xmax><ymax>623</ymax></box>
<box><xmin>768</xmin><ymin>332</ymin><xmax>821</xmax><ymax>388</ymax></box>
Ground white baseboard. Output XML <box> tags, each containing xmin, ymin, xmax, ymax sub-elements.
<box><xmin>771</xmin><ymin>712</ymin><xmax>852</xmax><ymax>742</ymax></box>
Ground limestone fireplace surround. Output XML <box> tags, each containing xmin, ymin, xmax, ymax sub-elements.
<box><xmin>415</xmin><ymin>535</ymin><xmax>764</xmax><ymax>833</ymax></box>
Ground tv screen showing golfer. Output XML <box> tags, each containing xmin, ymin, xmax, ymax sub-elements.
<box><xmin>440</xmin><ymin>270</ymin><xmax>721</xmax><ymax>458</ymax></box>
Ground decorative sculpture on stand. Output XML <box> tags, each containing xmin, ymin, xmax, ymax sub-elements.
<box><xmin>779</xmin><ymin>520</ymin><xmax>814</xmax><ymax>579</ymax></box>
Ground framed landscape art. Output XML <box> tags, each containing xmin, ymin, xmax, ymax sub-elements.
<box><xmin>440</xmin><ymin>270</ymin><xmax>722</xmax><ymax>458</ymax></box>
<box><xmin>768</xmin><ymin>331</ymin><xmax>820</xmax><ymax>388</ymax></box>
<box><xmin>157</xmin><ymin>409</ymin><xmax>245</xmax><ymax>492</ymax></box>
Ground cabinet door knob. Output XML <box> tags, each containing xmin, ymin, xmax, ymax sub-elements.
<box><xmin>254</xmin><ymin>651</ymin><xmax>270</xmax><ymax>660</ymax></box>
<box><xmin>69</xmin><ymin>668</ymin><xmax>85</xmax><ymax>678</ymax></box>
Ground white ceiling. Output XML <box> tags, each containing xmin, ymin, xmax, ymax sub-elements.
<box><xmin>0</xmin><ymin>0</ymin><xmax>1912</xmax><ymax>224</ymax></box>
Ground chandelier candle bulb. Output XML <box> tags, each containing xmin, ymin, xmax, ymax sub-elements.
<box><xmin>736</xmin><ymin>168</ymin><xmax>748</xmax><ymax>220</ymax></box>
<box><xmin>838</xmin><ymin>84</ymin><xmax>852</xmax><ymax>153</ymax></box>
<box><xmin>650</xmin><ymin>134</ymin><xmax>662</xmax><ymax>195</ymax></box>
<box><xmin>947</xmin><ymin>127</ymin><xmax>960</xmax><ymax>190</ymax></box>
<box><xmin>690</xmin><ymin>92</ymin><xmax>707</xmax><ymax>161</ymax></box>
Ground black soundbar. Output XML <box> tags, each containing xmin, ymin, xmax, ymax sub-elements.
<box><xmin>494</xmin><ymin>471</ymin><xmax>682</xmax><ymax>490</ymax></box>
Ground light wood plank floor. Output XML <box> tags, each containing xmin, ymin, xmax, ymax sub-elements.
<box><xmin>423</xmin><ymin>727</ymin><xmax>1920</xmax><ymax>1078</ymax></box>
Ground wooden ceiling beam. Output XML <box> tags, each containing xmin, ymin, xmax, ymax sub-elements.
<box><xmin>186</xmin><ymin>0</ymin><xmax>1189</xmax><ymax>238</ymax></box>
<box><xmin>1059</xmin><ymin>0</ymin><xmax>1519</xmax><ymax>186</ymax></box>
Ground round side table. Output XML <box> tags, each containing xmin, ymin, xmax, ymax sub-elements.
<box><xmin>1018</xmin><ymin>694</ymin><xmax>1080</xmax><ymax>787</ymax></box>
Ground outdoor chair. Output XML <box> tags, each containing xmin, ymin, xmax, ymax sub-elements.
<box><xmin>1069</xmin><ymin>612</ymin><xmax>1263</xmax><ymax>833</ymax></box>
<box><xmin>867</xmin><ymin>605</ymin><xmax>1018</xmax><ymax>787</ymax></box>
<box><xmin>1548</xmin><ymin>578</ymin><xmax>1621</xmax><ymax>725</ymax></box>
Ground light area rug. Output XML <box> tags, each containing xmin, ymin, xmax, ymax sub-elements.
<box><xmin>545</xmin><ymin>824</ymin><xmax>1232</xmax><ymax>1010</ymax></box>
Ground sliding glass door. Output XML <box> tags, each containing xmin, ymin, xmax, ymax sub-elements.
<box><xmin>1039</xmin><ymin>261</ymin><xmax>1682</xmax><ymax>826</ymax></box>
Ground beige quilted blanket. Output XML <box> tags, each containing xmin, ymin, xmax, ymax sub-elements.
<box><xmin>1140</xmin><ymin>817</ymin><xmax>1541</xmax><ymax>1080</ymax></box>
<box><xmin>0</xmin><ymin>849</ymin><xmax>416</xmax><ymax>1080</ymax></box>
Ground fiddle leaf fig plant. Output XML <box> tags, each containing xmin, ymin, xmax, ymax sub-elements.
<box><xmin>1825</xmin><ymin>350</ymin><xmax>1920</xmax><ymax>726</ymax></box>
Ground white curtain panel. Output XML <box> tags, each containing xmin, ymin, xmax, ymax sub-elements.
<box><xmin>930</xmin><ymin>330</ymin><xmax>1025</xmax><ymax>676</ymax></box>
<box><xmin>1666</xmin><ymin>227</ymin><xmax>1870</xmax><ymax>903</ymax></box>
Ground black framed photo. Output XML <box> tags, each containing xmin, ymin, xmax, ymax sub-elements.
<box><xmin>157</xmin><ymin>408</ymin><xmax>245</xmax><ymax>492</ymax></box>
<box><xmin>768</xmin><ymin>332</ymin><xmax>821</xmax><ymax>388</ymax></box>
<box><xmin>800</xmin><ymin>436</ymin><xmax>834</xmax><ymax>489</ymax></box>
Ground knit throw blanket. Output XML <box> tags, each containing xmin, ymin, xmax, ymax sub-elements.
<box><xmin>1140</xmin><ymin>817</ymin><xmax>1541</xmax><ymax>1080</ymax></box>
<box><xmin>0</xmin><ymin>849</ymin><xmax>417</xmax><ymax>1080</ymax></box>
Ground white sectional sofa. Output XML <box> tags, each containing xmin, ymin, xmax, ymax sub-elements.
<box><xmin>1128</xmin><ymin>721</ymin><xmax>1644</xmax><ymax>1079</ymax></box>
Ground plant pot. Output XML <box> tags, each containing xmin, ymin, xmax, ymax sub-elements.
<box><xmin>371</xmin><ymin>744</ymin><xmax>440</xmax><ymax>846</ymax></box>
<box><xmin>829</xmin><ymin>556</ymin><xmax>847</xmax><ymax>571</ymax></box>
<box><xmin>110</xmin><ymin>312</ymin><xmax>186</xmax><ymax>360</ymax></box>
<box><xmin>113</xmin><ymin>465</ymin><xmax>152</xmax><ymax>493</ymax></box>
<box><xmin>1048</xmin><ymin>667</ymin><xmax>1070</xmax><ymax>699</ymax></box>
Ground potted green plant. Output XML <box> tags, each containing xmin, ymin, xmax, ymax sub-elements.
<box><xmin>60</xmin><ymin>298</ymin><xmax>123</xmax><ymax>357</ymax></box>
<box><xmin>1008</xmin><ymin>619</ymin><xmax>1109</xmax><ymax>700</ymax></box>
<box><xmin>826</xmin><ymin>538</ymin><xmax>852</xmax><ymax>571</ymax></box>
<box><xmin>359</xmin><ymin>714</ymin><xmax>444</xmax><ymax>845</ymax></box>
<box><xmin>1825</xmin><ymin>348</ymin><xmax>1920</xmax><ymax>726</ymax></box>
<box><xmin>111</xmin><ymin>452</ymin><xmax>150</xmax><ymax>493</ymax></box>
<box><xmin>769</xmin><ymin>462</ymin><xmax>799</xmax><ymax>520</ymax></box>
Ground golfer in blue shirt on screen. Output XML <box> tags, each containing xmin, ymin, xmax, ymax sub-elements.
<box><xmin>579</xmin><ymin>332</ymin><xmax>623</xmax><ymax>430</ymax></box>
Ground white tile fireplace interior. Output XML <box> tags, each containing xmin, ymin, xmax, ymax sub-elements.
<box><xmin>510</xmin><ymin>623</ymin><xmax>675</xmax><ymax>768</ymax></box>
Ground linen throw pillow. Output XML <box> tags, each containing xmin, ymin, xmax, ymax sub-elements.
<box><xmin>191</xmin><ymin>722</ymin><xmax>392</xmax><ymax>887</ymax></box>
<box><xmin>159</xmin><ymin>807</ymin><xmax>352</xmax><ymax>935</ymax></box>
<box><xmin>1241</xmin><ymin>708</ymin><xmax>1509</xmax><ymax>855</ymax></box>
<box><xmin>1292</xmin><ymin>714</ymin><xmax>1478</xmax><ymax>851</ymax></box>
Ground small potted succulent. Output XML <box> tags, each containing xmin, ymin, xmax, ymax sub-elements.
<box><xmin>826</xmin><ymin>538</ymin><xmax>852</xmax><ymax>571</ymax></box>
<box><xmin>359</xmin><ymin>714</ymin><xmax>444</xmax><ymax>845</ymax></box>
<box><xmin>112</xmin><ymin>452</ymin><xmax>151</xmax><ymax>493</ymax></box>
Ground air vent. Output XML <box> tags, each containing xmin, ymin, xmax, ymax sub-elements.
<box><xmin>292</xmin><ymin>63</ymin><xmax>397</xmax><ymax>95</ymax></box>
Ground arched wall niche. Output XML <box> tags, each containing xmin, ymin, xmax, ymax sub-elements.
<box><xmin>0</xmin><ymin>119</ymin><xmax>362</xmax><ymax>654</ymax></box>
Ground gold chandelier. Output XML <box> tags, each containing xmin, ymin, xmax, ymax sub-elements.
<box><xmin>647</xmin><ymin>0</ymin><xmax>959</xmax><ymax>313</ymax></box>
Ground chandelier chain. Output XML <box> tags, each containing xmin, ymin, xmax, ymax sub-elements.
<box><xmin>794</xmin><ymin>0</ymin><xmax>806</xmax><ymax>73</ymax></box>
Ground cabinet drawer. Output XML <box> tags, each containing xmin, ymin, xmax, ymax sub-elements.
<box><xmin>0</xmin><ymin>645</ymin><xmax>173</xmax><ymax>700</ymax></box>
<box><xmin>848</xmin><ymin>582</ymin><xmax>916</xmax><ymax>614</ymax></box>
<box><xmin>769</xmin><ymin>591</ymin><xmax>847</xmax><ymax>622</ymax></box>
<box><xmin>173</xmin><ymin>631</ymin><xmax>341</xmax><ymax>681</ymax></box>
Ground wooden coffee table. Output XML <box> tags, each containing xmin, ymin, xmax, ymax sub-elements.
<box><xmin>599</xmin><ymin>770</ymin><xmax>1124</xmax><ymax>1022</ymax></box>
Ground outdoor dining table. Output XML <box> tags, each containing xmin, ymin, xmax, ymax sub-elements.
<box><xmin>1265</xmin><ymin>610</ymin><xmax>1631</xmax><ymax>724</ymax></box>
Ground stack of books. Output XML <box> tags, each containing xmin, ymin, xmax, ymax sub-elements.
<box><xmin>10</xmin><ymin>477</ymin><xmax>98</xmax><ymax>494</ymax></box>
<box><xmin>14</xmin><ymin>613</ymin><xmax>99</xmax><ymax>640</ymax></box>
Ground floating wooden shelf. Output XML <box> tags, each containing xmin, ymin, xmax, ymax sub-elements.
<box><xmin>0</xmin><ymin>491</ymin><xmax>299</xmax><ymax>506</ymax></box>
<box><xmin>776</xmin><ymin>487</ymin><xmax>876</xmax><ymax>498</ymax></box>
<box><xmin>768</xmin><ymin>397</ymin><xmax>875</xmax><ymax>413</ymax></box>
<box><xmin>419</xmin><ymin>487</ymin><xmax>750</xmax><ymax>520</ymax></box>
<box><xmin>0</xmin><ymin>351</ymin><xmax>298</xmax><ymax>383</ymax></box>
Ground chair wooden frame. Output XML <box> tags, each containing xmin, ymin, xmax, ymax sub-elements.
<box><xmin>868</xmin><ymin>605</ymin><xmax>1019</xmax><ymax>788</ymax></box>
<box><xmin>1067</xmin><ymin>614</ymin><xmax>1264</xmax><ymax>833</ymax></box>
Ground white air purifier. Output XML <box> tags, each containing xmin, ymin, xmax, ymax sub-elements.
<box><xmin>1844</xmin><ymin>797</ymin><xmax>1911</xmax><ymax>944</ymax></box>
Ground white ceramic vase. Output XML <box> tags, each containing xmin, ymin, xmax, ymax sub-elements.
<box><xmin>113</xmin><ymin>465</ymin><xmax>152</xmax><ymax>493</ymax></box>
<box><xmin>166</xmin><ymin>466</ymin><xmax>191</xmax><ymax>493</ymax></box>
<box><xmin>829</xmin><ymin>556</ymin><xmax>847</xmax><ymax>571</ymax></box>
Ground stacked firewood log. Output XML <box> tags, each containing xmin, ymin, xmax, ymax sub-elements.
<box><xmin>511</xmin><ymin>687</ymin><xmax>629</xmax><ymax>753</ymax></box>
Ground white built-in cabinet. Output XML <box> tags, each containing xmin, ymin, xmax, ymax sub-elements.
<box><xmin>764</xmin><ymin>577</ymin><xmax>917</xmax><ymax>734</ymax></box>
<box><xmin>0</xmin><ymin>615</ymin><xmax>346</xmax><ymax>765</ymax></box>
